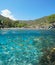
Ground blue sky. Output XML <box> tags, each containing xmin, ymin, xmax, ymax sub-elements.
<box><xmin>0</xmin><ymin>0</ymin><xmax>55</xmax><ymax>20</ymax></box>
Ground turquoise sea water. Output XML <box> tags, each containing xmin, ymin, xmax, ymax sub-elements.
<box><xmin>0</xmin><ymin>29</ymin><xmax>55</xmax><ymax>65</ymax></box>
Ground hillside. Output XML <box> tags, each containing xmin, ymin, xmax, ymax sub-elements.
<box><xmin>0</xmin><ymin>14</ymin><xmax>55</xmax><ymax>29</ymax></box>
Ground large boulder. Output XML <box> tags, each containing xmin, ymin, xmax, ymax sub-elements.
<box><xmin>39</xmin><ymin>48</ymin><xmax>55</xmax><ymax>65</ymax></box>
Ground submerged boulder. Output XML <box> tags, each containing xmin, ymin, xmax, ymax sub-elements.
<box><xmin>39</xmin><ymin>48</ymin><xmax>55</xmax><ymax>65</ymax></box>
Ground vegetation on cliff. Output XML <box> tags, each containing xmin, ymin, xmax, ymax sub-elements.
<box><xmin>0</xmin><ymin>14</ymin><xmax>55</xmax><ymax>28</ymax></box>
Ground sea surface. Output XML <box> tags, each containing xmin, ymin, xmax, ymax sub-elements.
<box><xmin>0</xmin><ymin>29</ymin><xmax>55</xmax><ymax>65</ymax></box>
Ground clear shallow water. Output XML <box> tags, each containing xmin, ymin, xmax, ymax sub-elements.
<box><xmin>0</xmin><ymin>29</ymin><xmax>55</xmax><ymax>65</ymax></box>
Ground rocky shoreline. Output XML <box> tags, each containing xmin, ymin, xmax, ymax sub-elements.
<box><xmin>0</xmin><ymin>27</ymin><xmax>55</xmax><ymax>30</ymax></box>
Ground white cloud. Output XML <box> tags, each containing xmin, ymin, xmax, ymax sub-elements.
<box><xmin>1</xmin><ymin>9</ymin><xmax>16</xmax><ymax>20</ymax></box>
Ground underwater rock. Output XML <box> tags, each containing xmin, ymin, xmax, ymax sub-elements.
<box><xmin>39</xmin><ymin>48</ymin><xmax>55</xmax><ymax>65</ymax></box>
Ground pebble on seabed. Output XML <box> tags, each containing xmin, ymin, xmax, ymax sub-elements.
<box><xmin>3</xmin><ymin>51</ymin><xmax>9</xmax><ymax>54</ymax></box>
<box><xmin>28</xmin><ymin>63</ymin><xmax>32</xmax><ymax>65</ymax></box>
<box><xmin>10</xmin><ymin>47</ymin><xmax>14</xmax><ymax>50</ymax></box>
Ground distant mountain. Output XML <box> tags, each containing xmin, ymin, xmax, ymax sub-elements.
<box><xmin>0</xmin><ymin>14</ymin><xmax>55</xmax><ymax>29</ymax></box>
<box><xmin>25</xmin><ymin>14</ymin><xmax>55</xmax><ymax>29</ymax></box>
